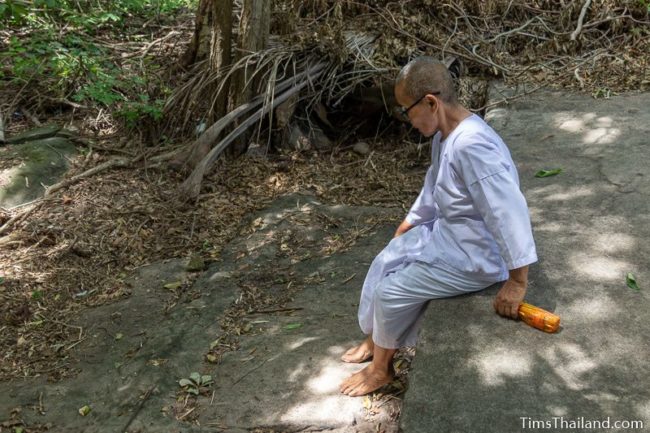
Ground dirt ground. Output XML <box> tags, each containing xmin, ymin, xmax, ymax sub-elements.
<box><xmin>1</xmin><ymin>192</ymin><xmax>414</xmax><ymax>432</ymax></box>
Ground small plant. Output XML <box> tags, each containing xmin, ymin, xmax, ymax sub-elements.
<box><xmin>178</xmin><ymin>372</ymin><xmax>213</xmax><ymax>395</ymax></box>
<box><xmin>592</xmin><ymin>87</ymin><xmax>616</xmax><ymax>99</ymax></box>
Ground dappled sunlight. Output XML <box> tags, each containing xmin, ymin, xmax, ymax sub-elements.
<box><xmin>590</xmin><ymin>232</ymin><xmax>635</xmax><ymax>253</ymax></box>
<box><xmin>0</xmin><ymin>166</ymin><xmax>27</xmax><ymax>206</ymax></box>
<box><xmin>280</xmin><ymin>394</ymin><xmax>359</xmax><ymax>425</ymax></box>
<box><xmin>528</xmin><ymin>183</ymin><xmax>594</xmax><ymax>203</ymax></box>
<box><xmin>562</xmin><ymin>295</ymin><xmax>622</xmax><ymax>322</ymax></box>
<box><xmin>208</xmin><ymin>270</ymin><xmax>234</xmax><ymax>281</ymax></box>
<box><xmin>541</xmin><ymin>343</ymin><xmax>596</xmax><ymax>391</ymax></box>
<box><xmin>534</xmin><ymin>221</ymin><xmax>564</xmax><ymax>232</ymax></box>
<box><xmin>635</xmin><ymin>400</ymin><xmax>650</xmax><ymax>420</ymax></box>
<box><xmin>527</xmin><ymin>206</ymin><xmax>544</xmax><ymax>224</ymax></box>
<box><xmin>553</xmin><ymin>112</ymin><xmax>621</xmax><ymax>147</ymax></box>
<box><xmin>305</xmin><ymin>361</ymin><xmax>351</xmax><ymax>394</ymax></box>
<box><xmin>285</xmin><ymin>336</ymin><xmax>321</xmax><ymax>351</ymax></box>
<box><xmin>555</xmin><ymin>112</ymin><xmax>598</xmax><ymax>132</ymax></box>
<box><xmin>568</xmin><ymin>252</ymin><xmax>630</xmax><ymax>281</ymax></box>
<box><xmin>288</xmin><ymin>361</ymin><xmax>307</xmax><ymax>383</ymax></box>
<box><xmin>326</xmin><ymin>345</ymin><xmax>346</xmax><ymax>356</ymax></box>
<box><xmin>582</xmin><ymin>391</ymin><xmax>621</xmax><ymax>404</ymax></box>
<box><xmin>546</xmin><ymin>404</ymin><xmax>569</xmax><ymax>417</ymax></box>
<box><xmin>469</xmin><ymin>346</ymin><xmax>532</xmax><ymax>386</ymax></box>
<box><xmin>278</xmin><ymin>346</ymin><xmax>362</xmax><ymax>426</ymax></box>
<box><xmin>583</xmin><ymin>127</ymin><xmax>621</xmax><ymax>146</ymax></box>
<box><xmin>543</xmin><ymin>185</ymin><xmax>594</xmax><ymax>202</ymax></box>
<box><xmin>557</xmin><ymin>117</ymin><xmax>586</xmax><ymax>133</ymax></box>
<box><xmin>242</xmin><ymin>229</ymin><xmax>278</xmax><ymax>255</ymax></box>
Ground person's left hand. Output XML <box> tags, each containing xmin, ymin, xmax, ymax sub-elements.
<box><xmin>493</xmin><ymin>279</ymin><xmax>526</xmax><ymax>319</ymax></box>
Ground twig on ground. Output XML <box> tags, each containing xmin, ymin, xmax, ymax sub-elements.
<box><xmin>247</xmin><ymin>307</ymin><xmax>303</xmax><ymax>314</ymax></box>
<box><xmin>178</xmin><ymin>407</ymin><xmax>195</xmax><ymax>420</ymax></box>
<box><xmin>232</xmin><ymin>356</ymin><xmax>272</xmax><ymax>386</ymax></box>
<box><xmin>0</xmin><ymin>149</ymin><xmax>166</xmax><ymax>236</ymax></box>
<box><xmin>35</xmin><ymin>313</ymin><xmax>83</xmax><ymax>340</ymax></box>
<box><xmin>20</xmin><ymin>107</ymin><xmax>42</xmax><ymax>126</ymax></box>
<box><xmin>0</xmin><ymin>203</ymin><xmax>44</xmax><ymax>236</ymax></box>
<box><xmin>574</xmin><ymin>67</ymin><xmax>585</xmax><ymax>88</ymax></box>
<box><xmin>121</xmin><ymin>385</ymin><xmax>157</xmax><ymax>433</ymax></box>
<box><xmin>45</xmin><ymin>157</ymin><xmax>131</xmax><ymax>197</ymax></box>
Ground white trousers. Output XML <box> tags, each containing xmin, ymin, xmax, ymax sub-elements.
<box><xmin>358</xmin><ymin>258</ymin><xmax>498</xmax><ymax>349</ymax></box>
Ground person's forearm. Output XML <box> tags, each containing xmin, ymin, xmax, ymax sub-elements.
<box><xmin>508</xmin><ymin>265</ymin><xmax>529</xmax><ymax>284</ymax></box>
<box><xmin>394</xmin><ymin>219</ymin><xmax>414</xmax><ymax>238</ymax></box>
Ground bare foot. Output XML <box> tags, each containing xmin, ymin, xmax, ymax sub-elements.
<box><xmin>341</xmin><ymin>336</ymin><xmax>374</xmax><ymax>363</ymax></box>
<box><xmin>339</xmin><ymin>362</ymin><xmax>393</xmax><ymax>396</ymax></box>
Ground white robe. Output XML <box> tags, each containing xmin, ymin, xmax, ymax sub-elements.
<box><xmin>358</xmin><ymin>114</ymin><xmax>538</xmax><ymax>348</ymax></box>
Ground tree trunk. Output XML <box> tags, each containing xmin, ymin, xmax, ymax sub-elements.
<box><xmin>180</xmin><ymin>0</ymin><xmax>211</xmax><ymax>67</ymax></box>
<box><xmin>172</xmin><ymin>0</ymin><xmax>234</xmax><ymax>171</ymax></box>
<box><xmin>209</xmin><ymin>0</ymin><xmax>232</xmax><ymax>74</ymax></box>
<box><xmin>228</xmin><ymin>0</ymin><xmax>271</xmax><ymax>156</ymax></box>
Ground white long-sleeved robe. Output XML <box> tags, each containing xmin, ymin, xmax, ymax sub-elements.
<box><xmin>358</xmin><ymin>114</ymin><xmax>538</xmax><ymax>348</ymax></box>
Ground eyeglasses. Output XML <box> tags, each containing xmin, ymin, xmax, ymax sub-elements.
<box><xmin>395</xmin><ymin>91</ymin><xmax>441</xmax><ymax>121</ymax></box>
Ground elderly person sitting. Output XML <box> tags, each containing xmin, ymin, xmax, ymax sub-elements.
<box><xmin>339</xmin><ymin>57</ymin><xmax>537</xmax><ymax>397</ymax></box>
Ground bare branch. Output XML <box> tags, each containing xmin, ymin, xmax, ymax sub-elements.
<box><xmin>571</xmin><ymin>0</ymin><xmax>593</xmax><ymax>41</ymax></box>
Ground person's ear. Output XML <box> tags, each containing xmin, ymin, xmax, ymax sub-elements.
<box><xmin>426</xmin><ymin>95</ymin><xmax>438</xmax><ymax>113</ymax></box>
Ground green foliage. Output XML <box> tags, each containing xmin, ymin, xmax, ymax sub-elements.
<box><xmin>1</xmin><ymin>0</ymin><xmax>195</xmax><ymax>129</ymax></box>
<box><xmin>534</xmin><ymin>168</ymin><xmax>562</xmax><ymax>178</ymax></box>
<box><xmin>179</xmin><ymin>372</ymin><xmax>213</xmax><ymax>395</ymax></box>
<box><xmin>592</xmin><ymin>87</ymin><xmax>616</xmax><ymax>99</ymax></box>
<box><xmin>640</xmin><ymin>0</ymin><xmax>650</xmax><ymax>13</ymax></box>
<box><xmin>626</xmin><ymin>273</ymin><xmax>640</xmax><ymax>290</ymax></box>
<box><xmin>1</xmin><ymin>0</ymin><xmax>197</xmax><ymax>27</ymax></box>
<box><xmin>117</xmin><ymin>95</ymin><xmax>167</xmax><ymax>127</ymax></box>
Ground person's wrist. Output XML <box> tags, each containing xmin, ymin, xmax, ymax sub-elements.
<box><xmin>507</xmin><ymin>277</ymin><xmax>527</xmax><ymax>287</ymax></box>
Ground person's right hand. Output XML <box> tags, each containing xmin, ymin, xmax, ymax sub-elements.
<box><xmin>394</xmin><ymin>219</ymin><xmax>414</xmax><ymax>238</ymax></box>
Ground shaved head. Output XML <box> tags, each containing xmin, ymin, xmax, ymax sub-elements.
<box><xmin>395</xmin><ymin>57</ymin><xmax>458</xmax><ymax>105</ymax></box>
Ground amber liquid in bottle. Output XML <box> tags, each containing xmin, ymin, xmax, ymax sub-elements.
<box><xmin>518</xmin><ymin>302</ymin><xmax>560</xmax><ymax>333</ymax></box>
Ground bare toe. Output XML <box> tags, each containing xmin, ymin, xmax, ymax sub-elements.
<box><xmin>341</xmin><ymin>348</ymin><xmax>372</xmax><ymax>363</ymax></box>
<box><xmin>341</xmin><ymin>338</ymin><xmax>374</xmax><ymax>363</ymax></box>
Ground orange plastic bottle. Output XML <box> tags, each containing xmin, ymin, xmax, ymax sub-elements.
<box><xmin>518</xmin><ymin>302</ymin><xmax>560</xmax><ymax>333</ymax></box>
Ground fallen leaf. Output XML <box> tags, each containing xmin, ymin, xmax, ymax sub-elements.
<box><xmin>362</xmin><ymin>395</ymin><xmax>372</xmax><ymax>409</ymax></box>
<box><xmin>114</xmin><ymin>333</ymin><xmax>123</xmax><ymax>340</ymax></box>
<box><xmin>284</xmin><ymin>323</ymin><xmax>302</xmax><ymax>330</ymax></box>
<box><xmin>78</xmin><ymin>405</ymin><xmax>91</xmax><ymax>416</ymax></box>
<box><xmin>164</xmin><ymin>281</ymin><xmax>182</xmax><ymax>290</ymax></box>
<box><xmin>626</xmin><ymin>273</ymin><xmax>640</xmax><ymax>290</ymax></box>
<box><xmin>535</xmin><ymin>168</ymin><xmax>562</xmax><ymax>178</ymax></box>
